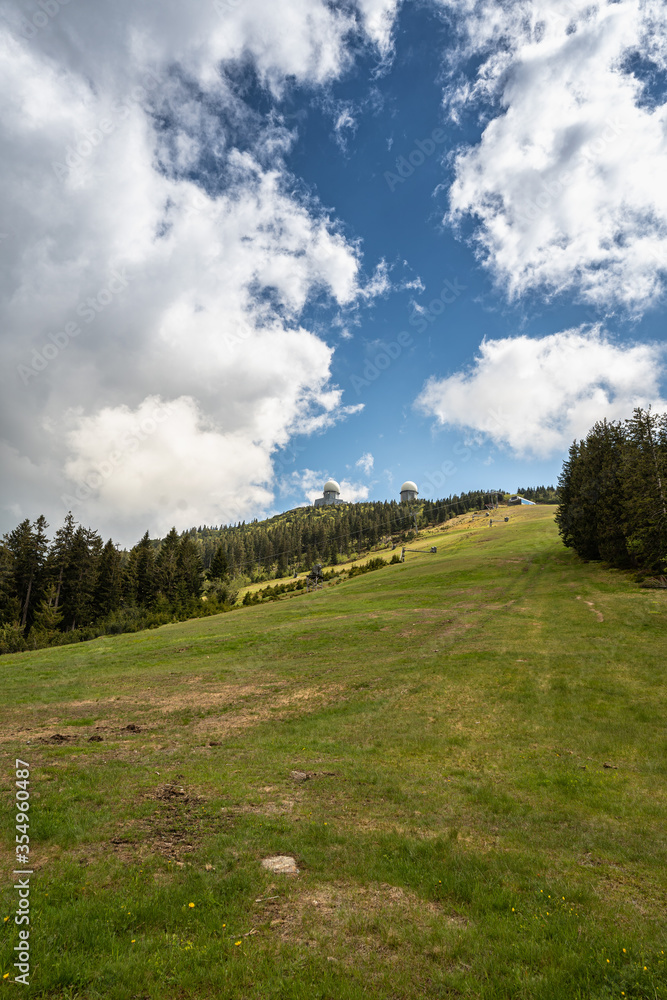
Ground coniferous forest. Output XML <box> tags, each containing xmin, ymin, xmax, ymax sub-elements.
<box><xmin>0</xmin><ymin>490</ymin><xmax>507</xmax><ymax>655</ymax></box>
<box><xmin>556</xmin><ymin>407</ymin><xmax>667</xmax><ymax>578</ymax></box>
<box><xmin>514</xmin><ymin>485</ymin><xmax>560</xmax><ymax>504</ymax></box>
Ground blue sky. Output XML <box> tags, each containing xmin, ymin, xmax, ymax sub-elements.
<box><xmin>1</xmin><ymin>0</ymin><xmax>666</xmax><ymax>544</ymax></box>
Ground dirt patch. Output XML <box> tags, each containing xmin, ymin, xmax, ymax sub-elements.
<box><xmin>192</xmin><ymin>684</ymin><xmax>345</xmax><ymax>740</ymax></box>
<box><xmin>87</xmin><ymin>783</ymin><xmax>215</xmax><ymax>864</ymax></box>
<box><xmin>257</xmin><ymin>881</ymin><xmax>466</xmax><ymax>950</ymax></box>
<box><xmin>0</xmin><ymin>680</ymin><xmax>344</xmax><ymax>749</ymax></box>
<box><xmin>152</xmin><ymin>783</ymin><xmax>189</xmax><ymax>802</ymax></box>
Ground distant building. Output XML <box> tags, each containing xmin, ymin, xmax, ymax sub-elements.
<box><xmin>508</xmin><ymin>495</ymin><xmax>536</xmax><ymax>506</ymax></box>
<box><xmin>314</xmin><ymin>479</ymin><xmax>347</xmax><ymax>507</ymax></box>
<box><xmin>400</xmin><ymin>480</ymin><xmax>418</xmax><ymax>502</ymax></box>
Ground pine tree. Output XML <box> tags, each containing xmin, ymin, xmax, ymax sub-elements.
<box><xmin>59</xmin><ymin>526</ymin><xmax>102</xmax><ymax>629</ymax></box>
<box><xmin>0</xmin><ymin>542</ymin><xmax>19</xmax><ymax>626</ymax></box>
<box><xmin>48</xmin><ymin>512</ymin><xmax>77</xmax><ymax>609</ymax></box>
<box><xmin>208</xmin><ymin>544</ymin><xmax>228</xmax><ymax>581</ymax></box>
<box><xmin>175</xmin><ymin>535</ymin><xmax>203</xmax><ymax>604</ymax></box>
<box><xmin>131</xmin><ymin>532</ymin><xmax>158</xmax><ymax>608</ymax></box>
<box><xmin>27</xmin><ymin>584</ymin><xmax>64</xmax><ymax>648</ymax></box>
<box><xmin>589</xmin><ymin>420</ymin><xmax>629</xmax><ymax>566</ymax></box>
<box><xmin>555</xmin><ymin>440</ymin><xmax>600</xmax><ymax>560</ymax></box>
<box><xmin>622</xmin><ymin>408</ymin><xmax>667</xmax><ymax>571</ymax></box>
<box><xmin>94</xmin><ymin>540</ymin><xmax>123</xmax><ymax>618</ymax></box>
<box><xmin>3</xmin><ymin>515</ymin><xmax>49</xmax><ymax>630</ymax></box>
<box><xmin>156</xmin><ymin>528</ymin><xmax>181</xmax><ymax>604</ymax></box>
<box><xmin>32</xmin><ymin>586</ymin><xmax>64</xmax><ymax>633</ymax></box>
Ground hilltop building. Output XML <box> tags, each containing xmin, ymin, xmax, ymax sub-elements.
<box><xmin>314</xmin><ymin>479</ymin><xmax>347</xmax><ymax>507</ymax></box>
<box><xmin>508</xmin><ymin>494</ymin><xmax>536</xmax><ymax>506</ymax></box>
<box><xmin>400</xmin><ymin>480</ymin><xmax>418</xmax><ymax>502</ymax></box>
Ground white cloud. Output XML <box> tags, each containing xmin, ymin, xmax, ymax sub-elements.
<box><xmin>338</xmin><ymin>478</ymin><xmax>371</xmax><ymax>503</ymax></box>
<box><xmin>355</xmin><ymin>0</ymin><xmax>402</xmax><ymax>59</ymax></box>
<box><xmin>0</xmin><ymin>0</ymin><xmax>399</xmax><ymax>543</ymax></box>
<box><xmin>355</xmin><ymin>452</ymin><xmax>374</xmax><ymax>475</ymax></box>
<box><xmin>62</xmin><ymin>396</ymin><xmax>273</xmax><ymax>533</ymax></box>
<box><xmin>439</xmin><ymin>0</ymin><xmax>667</xmax><ymax>313</ymax></box>
<box><xmin>285</xmin><ymin>468</ymin><xmax>370</xmax><ymax>506</ymax></box>
<box><xmin>416</xmin><ymin>328</ymin><xmax>667</xmax><ymax>458</ymax></box>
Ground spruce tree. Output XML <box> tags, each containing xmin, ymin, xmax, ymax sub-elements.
<box><xmin>59</xmin><ymin>526</ymin><xmax>102</xmax><ymax>629</ymax></box>
<box><xmin>622</xmin><ymin>408</ymin><xmax>667</xmax><ymax>571</ymax></box>
<box><xmin>156</xmin><ymin>527</ymin><xmax>181</xmax><ymax>604</ymax></box>
<box><xmin>48</xmin><ymin>512</ymin><xmax>77</xmax><ymax>609</ymax></box>
<box><xmin>176</xmin><ymin>535</ymin><xmax>203</xmax><ymax>604</ymax></box>
<box><xmin>0</xmin><ymin>542</ymin><xmax>19</xmax><ymax>626</ymax></box>
<box><xmin>94</xmin><ymin>540</ymin><xmax>123</xmax><ymax>618</ymax></box>
<box><xmin>131</xmin><ymin>532</ymin><xmax>157</xmax><ymax>608</ymax></box>
<box><xmin>28</xmin><ymin>584</ymin><xmax>64</xmax><ymax>647</ymax></box>
<box><xmin>209</xmin><ymin>544</ymin><xmax>228</xmax><ymax>581</ymax></box>
<box><xmin>3</xmin><ymin>515</ymin><xmax>49</xmax><ymax>630</ymax></box>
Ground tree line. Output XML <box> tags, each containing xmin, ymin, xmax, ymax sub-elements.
<box><xmin>515</xmin><ymin>485</ymin><xmax>559</xmax><ymax>504</ymax></box>
<box><xmin>0</xmin><ymin>489</ymin><xmax>504</xmax><ymax>655</ymax></box>
<box><xmin>556</xmin><ymin>408</ymin><xmax>666</xmax><ymax>576</ymax></box>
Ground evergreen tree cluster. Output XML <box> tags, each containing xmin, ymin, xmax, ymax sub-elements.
<box><xmin>515</xmin><ymin>485</ymin><xmax>559</xmax><ymax>504</ymax></box>
<box><xmin>0</xmin><ymin>516</ymin><xmax>221</xmax><ymax>655</ymax></box>
<box><xmin>189</xmin><ymin>490</ymin><xmax>504</xmax><ymax>577</ymax></box>
<box><xmin>0</xmin><ymin>488</ymin><xmax>505</xmax><ymax>655</ymax></box>
<box><xmin>555</xmin><ymin>408</ymin><xmax>667</xmax><ymax>574</ymax></box>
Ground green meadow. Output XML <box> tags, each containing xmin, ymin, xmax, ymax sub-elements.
<box><xmin>1</xmin><ymin>506</ymin><xmax>665</xmax><ymax>999</ymax></box>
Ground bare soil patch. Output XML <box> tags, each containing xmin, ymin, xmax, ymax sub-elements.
<box><xmin>255</xmin><ymin>880</ymin><xmax>466</xmax><ymax>953</ymax></box>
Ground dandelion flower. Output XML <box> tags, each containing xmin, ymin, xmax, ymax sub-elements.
<box><xmin>3</xmin><ymin>917</ymin><xmax>8</xmax><ymax>923</ymax></box>
<box><xmin>644</xmin><ymin>966</ymin><xmax>647</xmax><ymax>970</ymax></box>
<box><xmin>131</xmin><ymin>940</ymin><xmax>135</xmax><ymax>944</ymax></box>
<box><xmin>3</xmin><ymin>974</ymin><xmax>9</xmax><ymax>980</ymax></box>
<box><xmin>512</xmin><ymin>908</ymin><xmax>515</xmax><ymax>912</ymax></box>
<box><xmin>189</xmin><ymin>903</ymin><xmax>195</xmax><ymax>908</ymax></box>
<box><xmin>234</xmin><ymin>941</ymin><xmax>241</xmax><ymax>946</ymax></box>
<box><xmin>623</xmin><ymin>948</ymin><xmax>626</xmax><ymax>953</ymax></box>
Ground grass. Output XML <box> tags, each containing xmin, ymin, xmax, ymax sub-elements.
<box><xmin>0</xmin><ymin>506</ymin><xmax>665</xmax><ymax>998</ymax></box>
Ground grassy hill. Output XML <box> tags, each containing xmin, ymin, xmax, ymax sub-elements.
<box><xmin>1</xmin><ymin>506</ymin><xmax>665</xmax><ymax>999</ymax></box>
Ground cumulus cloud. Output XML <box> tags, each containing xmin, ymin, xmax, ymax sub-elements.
<box><xmin>285</xmin><ymin>469</ymin><xmax>370</xmax><ymax>506</ymax></box>
<box><xmin>439</xmin><ymin>0</ymin><xmax>667</xmax><ymax>313</ymax></box>
<box><xmin>355</xmin><ymin>452</ymin><xmax>374</xmax><ymax>475</ymax></box>
<box><xmin>416</xmin><ymin>328</ymin><xmax>667</xmax><ymax>458</ymax></box>
<box><xmin>0</xmin><ymin>0</ymin><xmax>399</xmax><ymax>543</ymax></box>
<box><xmin>62</xmin><ymin>396</ymin><xmax>273</xmax><ymax>534</ymax></box>
<box><xmin>356</xmin><ymin>0</ymin><xmax>402</xmax><ymax>59</ymax></box>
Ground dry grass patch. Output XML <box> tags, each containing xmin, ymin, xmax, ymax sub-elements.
<box><xmin>255</xmin><ymin>879</ymin><xmax>466</xmax><ymax>955</ymax></box>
